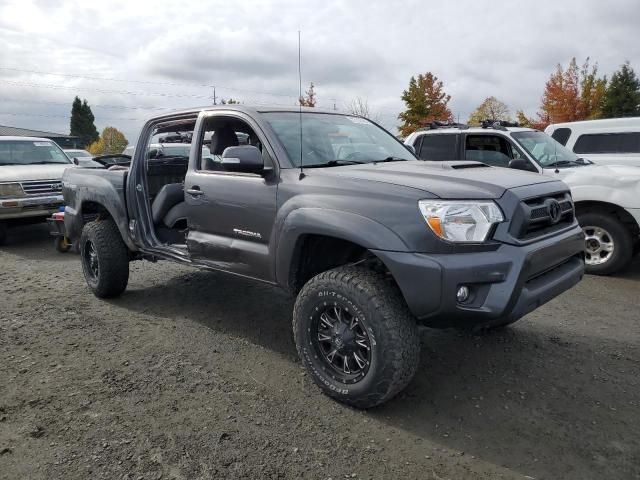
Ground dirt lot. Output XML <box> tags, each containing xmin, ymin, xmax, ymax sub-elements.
<box><xmin>1</xmin><ymin>224</ymin><xmax>639</xmax><ymax>480</ymax></box>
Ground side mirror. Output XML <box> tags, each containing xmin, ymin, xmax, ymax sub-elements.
<box><xmin>509</xmin><ymin>158</ymin><xmax>536</xmax><ymax>172</ymax></box>
<box><xmin>73</xmin><ymin>157</ymin><xmax>79</xmax><ymax>165</ymax></box>
<box><xmin>405</xmin><ymin>144</ymin><xmax>416</xmax><ymax>155</ymax></box>
<box><xmin>221</xmin><ymin>146</ymin><xmax>264</xmax><ymax>174</ymax></box>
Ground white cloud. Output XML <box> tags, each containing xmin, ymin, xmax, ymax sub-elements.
<box><xmin>0</xmin><ymin>0</ymin><xmax>639</xmax><ymax>142</ymax></box>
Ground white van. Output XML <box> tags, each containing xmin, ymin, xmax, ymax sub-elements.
<box><xmin>545</xmin><ymin>117</ymin><xmax>640</xmax><ymax>167</ymax></box>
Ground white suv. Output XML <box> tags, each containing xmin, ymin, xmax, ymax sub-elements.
<box><xmin>0</xmin><ymin>136</ymin><xmax>73</xmax><ymax>245</ymax></box>
<box><xmin>545</xmin><ymin>117</ymin><xmax>640</xmax><ymax>167</ymax></box>
<box><xmin>404</xmin><ymin>122</ymin><xmax>640</xmax><ymax>275</ymax></box>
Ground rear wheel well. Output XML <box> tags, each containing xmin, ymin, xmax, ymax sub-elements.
<box><xmin>575</xmin><ymin>201</ymin><xmax>639</xmax><ymax>239</ymax></box>
<box><xmin>289</xmin><ymin>234</ymin><xmax>390</xmax><ymax>293</ymax></box>
<box><xmin>80</xmin><ymin>201</ymin><xmax>112</xmax><ymax>224</ymax></box>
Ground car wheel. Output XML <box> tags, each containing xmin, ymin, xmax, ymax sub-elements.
<box><xmin>54</xmin><ymin>236</ymin><xmax>72</xmax><ymax>253</ymax></box>
<box><xmin>80</xmin><ymin>220</ymin><xmax>129</xmax><ymax>298</ymax></box>
<box><xmin>578</xmin><ymin>212</ymin><xmax>633</xmax><ymax>276</ymax></box>
<box><xmin>0</xmin><ymin>223</ymin><xmax>6</xmax><ymax>246</ymax></box>
<box><xmin>293</xmin><ymin>266</ymin><xmax>420</xmax><ymax>409</ymax></box>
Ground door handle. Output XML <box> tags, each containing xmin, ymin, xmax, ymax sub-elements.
<box><xmin>186</xmin><ymin>187</ymin><xmax>204</xmax><ymax>196</ymax></box>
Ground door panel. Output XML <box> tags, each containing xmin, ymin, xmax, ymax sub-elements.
<box><xmin>184</xmin><ymin>170</ymin><xmax>277</xmax><ymax>281</ymax></box>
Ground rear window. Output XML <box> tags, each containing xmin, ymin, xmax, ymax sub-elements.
<box><xmin>551</xmin><ymin>128</ymin><xmax>571</xmax><ymax>146</ymax></box>
<box><xmin>417</xmin><ymin>134</ymin><xmax>458</xmax><ymax>161</ymax></box>
<box><xmin>573</xmin><ymin>132</ymin><xmax>640</xmax><ymax>154</ymax></box>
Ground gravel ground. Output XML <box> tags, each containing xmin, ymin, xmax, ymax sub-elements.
<box><xmin>1</xmin><ymin>224</ymin><xmax>639</xmax><ymax>480</ymax></box>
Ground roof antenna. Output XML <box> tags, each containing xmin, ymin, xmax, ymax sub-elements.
<box><xmin>298</xmin><ymin>29</ymin><xmax>305</xmax><ymax>180</ymax></box>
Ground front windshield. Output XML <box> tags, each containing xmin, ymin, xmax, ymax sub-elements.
<box><xmin>262</xmin><ymin>112</ymin><xmax>415</xmax><ymax>167</ymax></box>
<box><xmin>0</xmin><ymin>140</ymin><xmax>71</xmax><ymax>165</ymax></box>
<box><xmin>511</xmin><ymin>131</ymin><xmax>579</xmax><ymax>167</ymax></box>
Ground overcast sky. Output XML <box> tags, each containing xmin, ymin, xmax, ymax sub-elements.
<box><xmin>0</xmin><ymin>0</ymin><xmax>639</xmax><ymax>144</ymax></box>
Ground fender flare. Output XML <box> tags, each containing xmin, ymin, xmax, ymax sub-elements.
<box><xmin>274</xmin><ymin>207</ymin><xmax>409</xmax><ymax>287</ymax></box>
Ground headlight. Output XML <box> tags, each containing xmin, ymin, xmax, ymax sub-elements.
<box><xmin>418</xmin><ymin>200</ymin><xmax>504</xmax><ymax>242</ymax></box>
<box><xmin>0</xmin><ymin>183</ymin><xmax>24</xmax><ymax>198</ymax></box>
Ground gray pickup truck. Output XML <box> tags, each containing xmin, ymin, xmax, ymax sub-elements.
<box><xmin>61</xmin><ymin>106</ymin><xmax>585</xmax><ymax>408</ymax></box>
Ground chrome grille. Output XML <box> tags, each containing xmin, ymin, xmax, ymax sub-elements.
<box><xmin>19</xmin><ymin>180</ymin><xmax>63</xmax><ymax>196</ymax></box>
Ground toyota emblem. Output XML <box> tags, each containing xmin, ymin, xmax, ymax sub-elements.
<box><xmin>546</xmin><ymin>199</ymin><xmax>562</xmax><ymax>224</ymax></box>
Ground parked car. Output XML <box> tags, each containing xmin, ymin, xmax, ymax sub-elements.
<box><xmin>404</xmin><ymin>121</ymin><xmax>640</xmax><ymax>275</ymax></box>
<box><xmin>545</xmin><ymin>117</ymin><xmax>640</xmax><ymax>167</ymax></box>
<box><xmin>61</xmin><ymin>106</ymin><xmax>584</xmax><ymax>408</ymax></box>
<box><xmin>0</xmin><ymin>136</ymin><xmax>73</xmax><ymax>245</ymax></box>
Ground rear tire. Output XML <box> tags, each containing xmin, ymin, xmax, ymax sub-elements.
<box><xmin>578</xmin><ymin>212</ymin><xmax>633</xmax><ymax>276</ymax></box>
<box><xmin>293</xmin><ymin>266</ymin><xmax>420</xmax><ymax>409</ymax></box>
<box><xmin>0</xmin><ymin>223</ymin><xmax>6</xmax><ymax>246</ymax></box>
<box><xmin>80</xmin><ymin>220</ymin><xmax>129</xmax><ymax>298</ymax></box>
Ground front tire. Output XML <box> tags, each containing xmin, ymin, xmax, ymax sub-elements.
<box><xmin>578</xmin><ymin>212</ymin><xmax>633</xmax><ymax>276</ymax></box>
<box><xmin>293</xmin><ymin>266</ymin><xmax>420</xmax><ymax>409</ymax></box>
<box><xmin>80</xmin><ymin>220</ymin><xmax>129</xmax><ymax>298</ymax></box>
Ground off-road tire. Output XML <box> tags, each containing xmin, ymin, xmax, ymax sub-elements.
<box><xmin>578</xmin><ymin>212</ymin><xmax>633</xmax><ymax>276</ymax></box>
<box><xmin>54</xmin><ymin>236</ymin><xmax>72</xmax><ymax>253</ymax></box>
<box><xmin>293</xmin><ymin>266</ymin><xmax>420</xmax><ymax>409</ymax></box>
<box><xmin>80</xmin><ymin>220</ymin><xmax>129</xmax><ymax>298</ymax></box>
<box><xmin>0</xmin><ymin>223</ymin><xmax>6</xmax><ymax>246</ymax></box>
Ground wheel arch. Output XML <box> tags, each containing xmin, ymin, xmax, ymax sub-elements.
<box><xmin>574</xmin><ymin>200</ymin><xmax>640</xmax><ymax>238</ymax></box>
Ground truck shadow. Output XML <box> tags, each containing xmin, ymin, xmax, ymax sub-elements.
<box><xmin>116</xmin><ymin>268</ymin><xmax>639</xmax><ymax>480</ymax></box>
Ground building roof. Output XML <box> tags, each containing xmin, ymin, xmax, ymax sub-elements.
<box><xmin>0</xmin><ymin>124</ymin><xmax>79</xmax><ymax>139</ymax></box>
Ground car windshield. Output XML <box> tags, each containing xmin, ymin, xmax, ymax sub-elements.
<box><xmin>262</xmin><ymin>112</ymin><xmax>415</xmax><ymax>167</ymax></box>
<box><xmin>0</xmin><ymin>140</ymin><xmax>72</xmax><ymax>165</ymax></box>
<box><xmin>511</xmin><ymin>131</ymin><xmax>580</xmax><ymax>167</ymax></box>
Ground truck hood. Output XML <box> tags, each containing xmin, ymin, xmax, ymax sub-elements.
<box><xmin>323</xmin><ymin>160</ymin><xmax>560</xmax><ymax>199</ymax></box>
<box><xmin>0</xmin><ymin>163</ymin><xmax>74</xmax><ymax>182</ymax></box>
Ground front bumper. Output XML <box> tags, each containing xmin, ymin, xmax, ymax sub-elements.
<box><xmin>0</xmin><ymin>195</ymin><xmax>64</xmax><ymax>220</ymax></box>
<box><xmin>373</xmin><ymin>225</ymin><xmax>585</xmax><ymax>328</ymax></box>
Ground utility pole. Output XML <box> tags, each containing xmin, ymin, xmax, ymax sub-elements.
<box><xmin>212</xmin><ymin>86</ymin><xmax>217</xmax><ymax>105</ymax></box>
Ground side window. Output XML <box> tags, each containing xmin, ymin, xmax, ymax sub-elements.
<box><xmin>573</xmin><ymin>132</ymin><xmax>640</xmax><ymax>154</ymax></box>
<box><xmin>464</xmin><ymin>135</ymin><xmax>513</xmax><ymax>168</ymax></box>
<box><xmin>551</xmin><ymin>128</ymin><xmax>572</xmax><ymax>146</ymax></box>
<box><xmin>198</xmin><ymin>116</ymin><xmax>270</xmax><ymax>172</ymax></box>
<box><xmin>417</xmin><ymin>134</ymin><xmax>458</xmax><ymax>161</ymax></box>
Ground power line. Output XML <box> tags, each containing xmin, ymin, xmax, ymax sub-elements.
<box><xmin>0</xmin><ymin>96</ymin><xmax>174</xmax><ymax>111</ymax></box>
<box><xmin>0</xmin><ymin>111</ymin><xmax>143</xmax><ymax>122</ymax></box>
<box><xmin>0</xmin><ymin>66</ymin><xmax>301</xmax><ymax>99</ymax></box>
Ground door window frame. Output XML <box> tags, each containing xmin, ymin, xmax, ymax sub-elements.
<box><xmin>191</xmin><ymin>110</ymin><xmax>280</xmax><ymax>179</ymax></box>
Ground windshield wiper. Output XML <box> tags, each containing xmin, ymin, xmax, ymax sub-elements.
<box><xmin>303</xmin><ymin>159</ymin><xmax>366</xmax><ymax>168</ymax></box>
<box><xmin>373</xmin><ymin>156</ymin><xmax>406</xmax><ymax>164</ymax></box>
<box><xmin>23</xmin><ymin>161</ymin><xmax>69</xmax><ymax>165</ymax></box>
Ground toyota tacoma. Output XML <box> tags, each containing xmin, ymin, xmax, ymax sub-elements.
<box><xmin>61</xmin><ymin>106</ymin><xmax>584</xmax><ymax>408</ymax></box>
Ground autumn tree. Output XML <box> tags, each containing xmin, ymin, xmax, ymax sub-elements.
<box><xmin>601</xmin><ymin>61</ymin><xmax>640</xmax><ymax>118</ymax></box>
<box><xmin>398</xmin><ymin>73</ymin><xmax>453</xmax><ymax>137</ymax></box>
<box><xmin>70</xmin><ymin>96</ymin><xmax>99</xmax><ymax>148</ymax></box>
<box><xmin>88</xmin><ymin>127</ymin><xmax>128</xmax><ymax>155</ymax></box>
<box><xmin>299</xmin><ymin>82</ymin><xmax>316</xmax><ymax>107</ymax></box>
<box><xmin>467</xmin><ymin>96</ymin><xmax>511</xmax><ymax>125</ymax></box>
<box><xmin>536</xmin><ymin>58</ymin><xmax>606</xmax><ymax>128</ymax></box>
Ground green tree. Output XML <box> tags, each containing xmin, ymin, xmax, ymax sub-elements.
<box><xmin>579</xmin><ymin>59</ymin><xmax>607</xmax><ymax>119</ymax></box>
<box><xmin>467</xmin><ymin>96</ymin><xmax>511</xmax><ymax>125</ymax></box>
<box><xmin>87</xmin><ymin>127</ymin><xmax>128</xmax><ymax>155</ymax></box>
<box><xmin>220</xmin><ymin>98</ymin><xmax>240</xmax><ymax>105</ymax></box>
<box><xmin>398</xmin><ymin>73</ymin><xmax>453</xmax><ymax>137</ymax></box>
<box><xmin>299</xmin><ymin>82</ymin><xmax>316</xmax><ymax>107</ymax></box>
<box><xmin>70</xmin><ymin>96</ymin><xmax>99</xmax><ymax>148</ymax></box>
<box><xmin>602</xmin><ymin>61</ymin><xmax>640</xmax><ymax>118</ymax></box>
